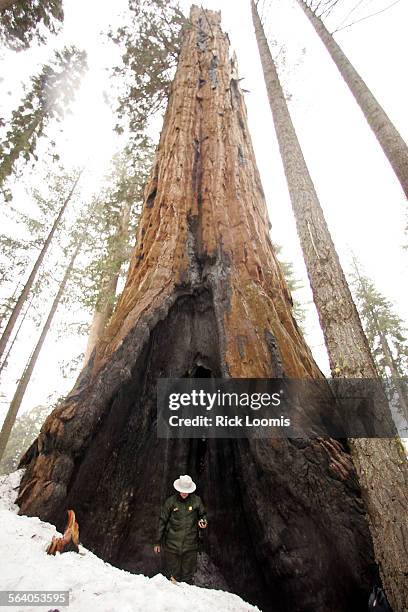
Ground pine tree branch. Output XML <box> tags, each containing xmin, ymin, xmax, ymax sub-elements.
<box><xmin>334</xmin><ymin>0</ymin><xmax>366</xmax><ymax>29</ymax></box>
<box><xmin>317</xmin><ymin>0</ymin><xmax>341</xmax><ymax>19</ymax></box>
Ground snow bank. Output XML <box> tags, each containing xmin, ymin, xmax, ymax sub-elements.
<box><xmin>0</xmin><ymin>471</ymin><xmax>258</xmax><ymax>612</ymax></box>
<box><xmin>0</xmin><ymin>468</ymin><xmax>25</xmax><ymax>513</ymax></box>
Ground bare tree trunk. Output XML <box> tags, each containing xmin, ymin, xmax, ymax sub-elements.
<box><xmin>377</xmin><ymin>330</ymin><xmax>403</xmax><ymax>382</ymax></box>
<box><xmin>0</xmin><ymin>172</ymin><xmax>80</xmax><ymax>366</ymax></box>
<box><xmin>296</xmin><ymin>0</ymin><xmax>408</xmax><ymax>200</ymax></box>
<box><xmin>251</xmin><ymin>0</ymin><xmax>372</xmax><ymax>379</ymax></box>
<box><xmin>0</xmin><ymin>118</ymin><xmax>41</xmax><ymax>191</ymax></box>
<box><xmin>0</xmin><ymin>243</ymin><xmax>81</xmax><ymax>463</ymax></box>
<box><xmin>0</xmin><ymin>281</ymin><xmax>21</xmax><ymax>328</ymax></box>
<box><xmin>251</xmin><ymin>4</ymin><xmax>408</xmax><ymax>610</ymax></box>
<box><xmin>17</xmin><ymin>8</ymin><xmax>380</xmax><ymax>611</ymax></box>
<box><xmin>0</xmin><ymin>291</ymin><xmax>34</xmax><ymax>375</ymax></box>
<box><xmin>83</xmin><ymin>200</ymin><xmax>131</xmax><ymax>365</ymax></box>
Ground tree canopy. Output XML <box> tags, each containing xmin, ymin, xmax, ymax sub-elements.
<box><xmin>0</xmin><ymin>0</ymin><xmax>63</xmax><ymax>50</ymax></box>
<box><xmin>0</xmin><ymin>46</ymin><xmax>87</xmax><ymax>198</ymax></box>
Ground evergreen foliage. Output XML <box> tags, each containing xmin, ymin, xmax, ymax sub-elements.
<box><xmin>350</xmin><ymin>260</ymin><xmax>408</xmax><ymax>377</ymax></box>
<box><xmin>274</xmin><ymin>243</ymin><xmax>307</xmax><ymax>328</ymax></box>
<box><xmin>0</xmin><ymin>166</ymin><xmax>81</xmax><ymax>334</ymax></box>
<box><xmin>0</xmin><ymin>164</ymin><xmax>82</xmax><ymax>387</ymax></box>
<box><xmin>0</xmin><ymin>0</ymin><xmax>63</xmax><ymax>50</ymax></box>
<box><xmin>68</xmin><ymin>146</ymin><xmax>152</xmax><ymax>316</ymax></box>
<box><xmin>109</xmin><ymin>0</ymin><xmax>186</xmax><ymax>147</ymax></box>
<box><xmin>0</xmin><ymin>46</ymin><xmax>87</xmax><ymax>197</ymax></box>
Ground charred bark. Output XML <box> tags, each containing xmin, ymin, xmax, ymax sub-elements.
<box><xmin>17</xmin><ymin>7</ymin><xmax>378</xmax><ymax>611</ymax></box>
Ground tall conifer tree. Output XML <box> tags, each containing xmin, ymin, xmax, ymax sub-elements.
<box><xmin>252</xmin><ymin>4</ymin><xmax>407</xmax><ymax>608</ymax></box>
<box><xmin>295</xmin><ymin>0</ymin><xmax>408</xmax><ymax>199</ymax></box>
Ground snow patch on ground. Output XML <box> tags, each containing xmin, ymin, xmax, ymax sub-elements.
<box><xmin>0</xmin><ymin>471</ymin><xmax>259</xmax><ymax>611</ymax></box>
<box><xmin>0</xmin><ymin>468</ymin><xmax>25</xmax><ymax>512</ymax></box>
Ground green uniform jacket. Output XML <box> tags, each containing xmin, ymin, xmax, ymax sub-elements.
<box><xmin>157</xmin><ymin>493</ymin><xmax>207</xmax><ymax>554</ymax></box>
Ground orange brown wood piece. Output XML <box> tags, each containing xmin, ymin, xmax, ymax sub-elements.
<box><xmin>46</xmin><ymin>509</ymin><xmax>79</xmax><ymax>555</ymax></box>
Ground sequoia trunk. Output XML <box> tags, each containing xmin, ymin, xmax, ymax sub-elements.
<box><xmin>17</xmin><ymin>7</ymin><xmax>380</xmax><ymax>611</ymax></box>
<box><xmin>252</xmin><ymin>4</ymin><xmax>408</xmax><ymax>610</ymax></box>
<box><xmin>296</xmin><ymin>0</ymin><xmax>408</xmax><ymax>200</ymax></box>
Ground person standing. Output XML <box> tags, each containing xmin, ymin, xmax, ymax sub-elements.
<box><xmin>154</xmin><ymin>474</ymin><xmax>208</xmax><ymax>584</ymax></box>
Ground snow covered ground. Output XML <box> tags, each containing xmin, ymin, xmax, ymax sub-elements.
<box><xmin>0</xmin><ymin>471</ymin><xmax>258</xmax><ymax>612</ymax></box>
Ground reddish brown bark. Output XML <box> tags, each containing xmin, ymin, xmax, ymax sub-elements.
<box><xmin>0</xmin><ymin>0</ymin><xmax>16</xmax><ymax>13</ymax></box>
<box><xmin>93</xmin><ymin>38</ymin><xmax>314</xmax><ymax>380</ymax></box>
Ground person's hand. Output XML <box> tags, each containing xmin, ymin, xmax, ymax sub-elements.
<box><xmin>154</xmin><ymin>545</ymin><xmax>161</xmax><ymax>553</ymax></box>
<box><xmin>198</xmin><ymin>519</ymin><xmax>207</xmax><ymax>529</ymax></box>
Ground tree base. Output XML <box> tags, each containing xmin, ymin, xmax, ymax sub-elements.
<box><xmin>18</xmin><ymin>290</ymin><xmax>378</xmax><ymax>611</ymax></box>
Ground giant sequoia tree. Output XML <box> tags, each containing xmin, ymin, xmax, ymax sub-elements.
<box><xmin>17</xmin><ymin>8</ymin><xmax>379</xmax><ymax>612</ymax></box>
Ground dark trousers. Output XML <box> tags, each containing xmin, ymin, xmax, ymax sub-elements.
<box><xmin>164</xmin><ymin>548</ymin><xmax>197</xmax><ymax>583</ymax></box>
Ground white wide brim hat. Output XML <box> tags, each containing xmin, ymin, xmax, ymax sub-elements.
<box><xmin>174</xmin><ymin>474</ymin><xmax>196</xmax><ymax>493</ymax></box>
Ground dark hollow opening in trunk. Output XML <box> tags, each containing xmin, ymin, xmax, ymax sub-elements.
<box><xmin>190</xmin><ymin>365</ymin><xmax>212</xmax><ymax>377</ymax></box>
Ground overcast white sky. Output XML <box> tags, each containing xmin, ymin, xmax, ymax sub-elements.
<box><xmin>0</xmin><ymin>0</ymin><xmax>407</xmax><ymax>422</ymax></box>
